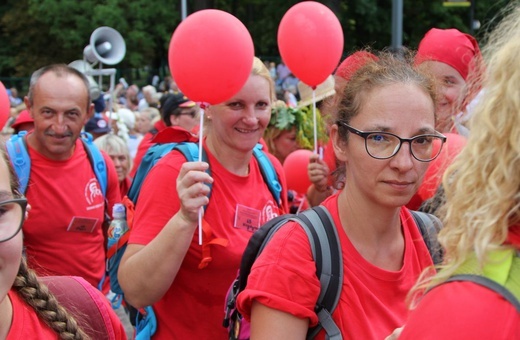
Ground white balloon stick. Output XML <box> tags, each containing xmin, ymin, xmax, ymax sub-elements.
<box><xmin>198</xmin><ymin>106</ymin><xmax>205</xmax><ymax>246</ymax></box>
<box><xmin>313</xmin><ymin>89</ymin><xmax>318</xmax><ymax>154</ymax></box>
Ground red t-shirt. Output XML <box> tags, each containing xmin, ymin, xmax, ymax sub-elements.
<box><xmin>237</xmin><ymin>193</ymin><xmax>433</xmax><ymax>339</ymax></box>
<box><xmin>400</xmin><ymin>225</ymin><xmax>520</xmax><ymax>339</ymax></box>
<box><xmin>119</xmin><ymin>176</ymin><xmax>132</xmax><ymax>198</ymax></box>
<box><xmin>7</xmin><ymin>285</ymin><xmax>126</xmax><ymax>340</ymax></box>
<box><xmin>129</xmin><ymin>140</ymin><xmax>289</xmax><ymax>339</ymax></box>
<box><xmin>399</xmin><ymin>281</ymin><xmax>520</xmax><ymax>339</ymax></box>
<box><xmin>22</xmin><ymin>137</ymin><xmax>121</xmax><ymax>288</ymax></box>
<box><xmin>129</xmin><ymin>120</ymin><xmax>167</xmax><ymax>177</ymax></box>
<box><xmin>7</xmin><ymin>289</ymin><xmax>57</xmax><ymax>339</ymax></box>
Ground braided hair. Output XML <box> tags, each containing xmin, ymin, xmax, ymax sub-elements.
<box><xmin>12</xmin><ymin>258</ymin><xmax>89</xmax><ymax>339</ymax></box>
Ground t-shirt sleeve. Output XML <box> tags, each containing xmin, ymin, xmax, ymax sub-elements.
<box><xmin>399</xmin><ymin>281</ymin><xmax>520</xmax><ymax>339</ymax></box>
<box><xmin>129</xmin><ymin>151</ymin><xmax>183</xmax><ymax>245</ymax></box>
<box><xmin>236</xmin><ymin>221</ymin><xmax>321</xmax><ymax>326</ymax></box>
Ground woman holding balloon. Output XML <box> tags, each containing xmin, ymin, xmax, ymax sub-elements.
<box><xmin>237</xmin><ymin>51</ymin><xmax>447</xmax><ymax>339</ymax></box>
<box><xmin>118</xmin><ymin>45</ymin><xmax>289</xmax><ymax>339</ymax></box>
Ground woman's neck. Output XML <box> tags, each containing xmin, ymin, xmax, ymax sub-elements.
<box><xmin>205</xmin><ymin>134</ymin><xmax>253</xmax><ymax>176</ymax></box>
<box><xmin>338</xmin><ymin>188</ymin><xmax>405</xmax><ymax>270</ymax></box>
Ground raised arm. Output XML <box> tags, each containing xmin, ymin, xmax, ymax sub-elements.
<box><xmin>118</xmin><ymin>161</ymin><xmax>212</xmax><ymax>308</ymax></box>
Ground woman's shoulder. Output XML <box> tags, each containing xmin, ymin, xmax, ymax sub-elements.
<box><xmin>8</xmin><ymin>289</ymin><xmax>61</xmax><ymax>339</ymax></box>
<box><xmin>400</xmin><ymin>280</ymin><xmax>520</xmax><ymax>339</ymax></box>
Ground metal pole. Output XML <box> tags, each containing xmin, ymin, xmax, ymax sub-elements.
<box><xmin>391</xmin><ymin>0</ymin><xmax>403</xmax><ymax>52</ymax></box>
<box><xmin>181</xmin><ymin>0</ymin><xmax>187</xmax><ymax>21</ymax></box>
<box><xmin>469</xmin><ymin>0</ymin><xmax>475</xmax><ymax>35</ymax></box>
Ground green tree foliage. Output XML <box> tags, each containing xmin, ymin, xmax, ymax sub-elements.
<box><xmin>0</xmin><ymin>0</ymin><xmax>510</xmax><ymax>81</ymax></box>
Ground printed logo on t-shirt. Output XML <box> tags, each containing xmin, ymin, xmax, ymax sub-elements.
<box><xmin>85</xmin><ymin>178</ymin><xmax>103</xmax><ymax>206</ymax></box>
<box><xmin>261</xmin><ymin>200</ymin><xmax>279</xmax><ymax>224</ymax></box>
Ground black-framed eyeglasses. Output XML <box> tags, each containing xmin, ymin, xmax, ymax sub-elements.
<box><xmin>336</xmin><ymin>120</ymin><xmax>447</xmax><ymax>162</ymax></box>
<box><xmin>0</xmin><ymin>196</ymin><xmax>28</xmax><ymax>243</ymax></box>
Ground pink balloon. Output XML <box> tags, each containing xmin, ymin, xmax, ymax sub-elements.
<box><xmin>168</xmin><ymin>10</ymin><xmax>254</xmax><ymax>105</ymax></box>
<box><xmin>278</xmin><ymin>2</ymin><xmax>344</xmax><ymax>87</ymax></box>
<box><xmin>0</xmin><ymin>82</ymin><xmax>10</xmax><ymax>129</ymax></box>
<box><xmin>283</xmin><ymin>149</ymin><xmax>314</xmax><ymax>195</ymax></box>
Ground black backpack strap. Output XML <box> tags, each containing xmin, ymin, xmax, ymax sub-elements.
<box><xmin>237</xmin><ymin>214</ymin><xmax>296</xmax><ymax>291</ymax></box>
<box><xmin>444</xmin><ymin>274</ymin><xmax>520</xmax><ymax>313</ymax></box>
<box><xmin>296</xmin><ymin>206</ymin><xmax>343</xmax><ymax>340</ymax></box>
<box><xmin>410</xmin><ymin>210</ymin><xmax>443</xmax><ymax>265</ymax></box>
<box><xmin>225</xmin><ymin>207</ymin><xmax>343</xmax><ymax>340</ymax></box>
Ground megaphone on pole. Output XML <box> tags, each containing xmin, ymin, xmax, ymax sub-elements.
<box><xmin>68</xmin><ymin>60</ymin><xmax>101</xmax><ymax>100</ymax></box>
<box><xmin>83</xmin><ymin>26</ymin><xmax>126</xmax><ymax>65</ymax></box>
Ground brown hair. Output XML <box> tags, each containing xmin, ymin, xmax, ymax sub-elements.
<box><xmin>13</xmin><ymin>259</ymin><xmax>88</xmax><ymax>339</ymax></box>
<box><xmin>335</xmin><ymin>51</ymin><xmax>437</xmax><ymax>145</ymax></box>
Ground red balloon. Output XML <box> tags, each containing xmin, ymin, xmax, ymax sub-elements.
<box><xmin>283</xmin><ymin>149</ymin><xmax>314</xmax><ymax>195</ymax></box>
<box><xmin>414</xmin><ymin>133</ymin><xmax>467</xmax><ymax>205</ymax></box>
<box><xmin>168</xmin><ymin>10</ymin><xmax>254</xmax><ymax>105</ymax></box>
<box><xmin>278</xmin><ymin>2</ymin><xmax>344</xmax><ymax>87</ymax></box>
<box><xmin>0</xmin><ymin>82</ymin><xmax>11</xmax><ymax>129</ymax></box>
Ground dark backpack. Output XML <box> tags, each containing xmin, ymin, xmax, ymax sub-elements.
<box><xmin>223</xmin><ymin>208</ymin><xmax>443</xmax><ymax>340</ymax></box>
<box><xmin>107</xmin><ymin>141</ymin><xmax>283</xmax><ymax>339</ymax></box>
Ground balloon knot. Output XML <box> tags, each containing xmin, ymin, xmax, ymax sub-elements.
<box><xmin>198</xmin><ymin>102</ymin><xmax>210</xmax><ymax>110</ymax></box>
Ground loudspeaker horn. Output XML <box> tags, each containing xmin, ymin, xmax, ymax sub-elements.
<box><xmin>68</xmin><ymin>60</ymin><xmax>101</xmax><ymax>100</ymax></box>
<box><xmin>83</xmin><ymin>26</ymin><xmax>126</xmax><ymax>65</ymax></box>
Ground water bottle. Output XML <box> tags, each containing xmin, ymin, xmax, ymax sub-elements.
<box><xmin>107</xmin><ymin>203</ymin><xmax>129</xmax><ymax>249</ymax></box>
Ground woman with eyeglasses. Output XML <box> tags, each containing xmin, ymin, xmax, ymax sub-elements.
<box><xmin>0</xmin><ymin>147</ymin><xmax>126</xmax><ymax>339</ymax></box>
<box><xmin>236</xmin><ymin>52</ymin><xmax>445</xmax><ymax>339</ymax></box>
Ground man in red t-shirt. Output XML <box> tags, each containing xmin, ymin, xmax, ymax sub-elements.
<box><xmin>13</xmin><ymin>65</ymin><xmax>120</xmax><ymax>288</ymax></box>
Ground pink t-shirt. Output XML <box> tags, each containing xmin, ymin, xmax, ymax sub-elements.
<box><xmin>237</xmin><ymin>193</ymin><xmax>433</xmax><ymax>339</ymax></box>
<box><xmin>129</xmin><ymin>141</ymin><xmax>288</xmax><ymax>339</ymax></box>
<box><xmin>22</xmin><ymin>137</ymin><xmax>121</xmax><ymax>287</ymax></box>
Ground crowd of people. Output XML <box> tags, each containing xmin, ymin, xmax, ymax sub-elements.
<box><xmin>1</xmin><ymin>3</ymin><xmax>519</xmax><ymax>339</ymax></box>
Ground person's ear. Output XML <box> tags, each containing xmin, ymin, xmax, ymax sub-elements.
<box><xmin>169</xmin><ymin>114</ymin><xmax>180</xmax><ymax>126</ymax></box>
<box><xmin>87</xmin><ymin>103</ymin><xmax>95</xmax><ymax>120</ymax></box>
<box><xmin>24</xmin><ymin>97</ymin><xmax>33</xmax><ymax>118</ymax></box>
<box><xmin>330</xmin><ymin>124</ymin><xmax>348</xmax><ymax>162</ymax></box>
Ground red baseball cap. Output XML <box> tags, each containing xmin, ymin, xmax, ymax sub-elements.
<box><xmin>416</xmin><ymin>28</ymin><xmax>481</xmax><ymax>80</ymax></box>
<box><xmin>11</xmin><ymin>110</ymin><xmax>34</xmax><ymax>131</ymax></box>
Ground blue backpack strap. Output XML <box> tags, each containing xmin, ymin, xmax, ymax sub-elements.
<box><xmin>135</xmin><ymin>306</ymin><xmax>158</xmax><ymax>340</ymax></box>
<box><xmin>174</xmin><ymin>142</ymin><xmax>213</xmax><ymax>201</ymax></box>
<box><xmin>81</xmin><ymin>132</ymin><xmax>107</xmax><ymax>196</ymax></box>
<box><xmin>6</xmin><ymin>131</ymin><xmax>30</xmax><ymax>194</ymax></box>
<box><xmin>252</xmin><ymin>144</ymin><xmax>282</xmax><ymax>207</ymax></box>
